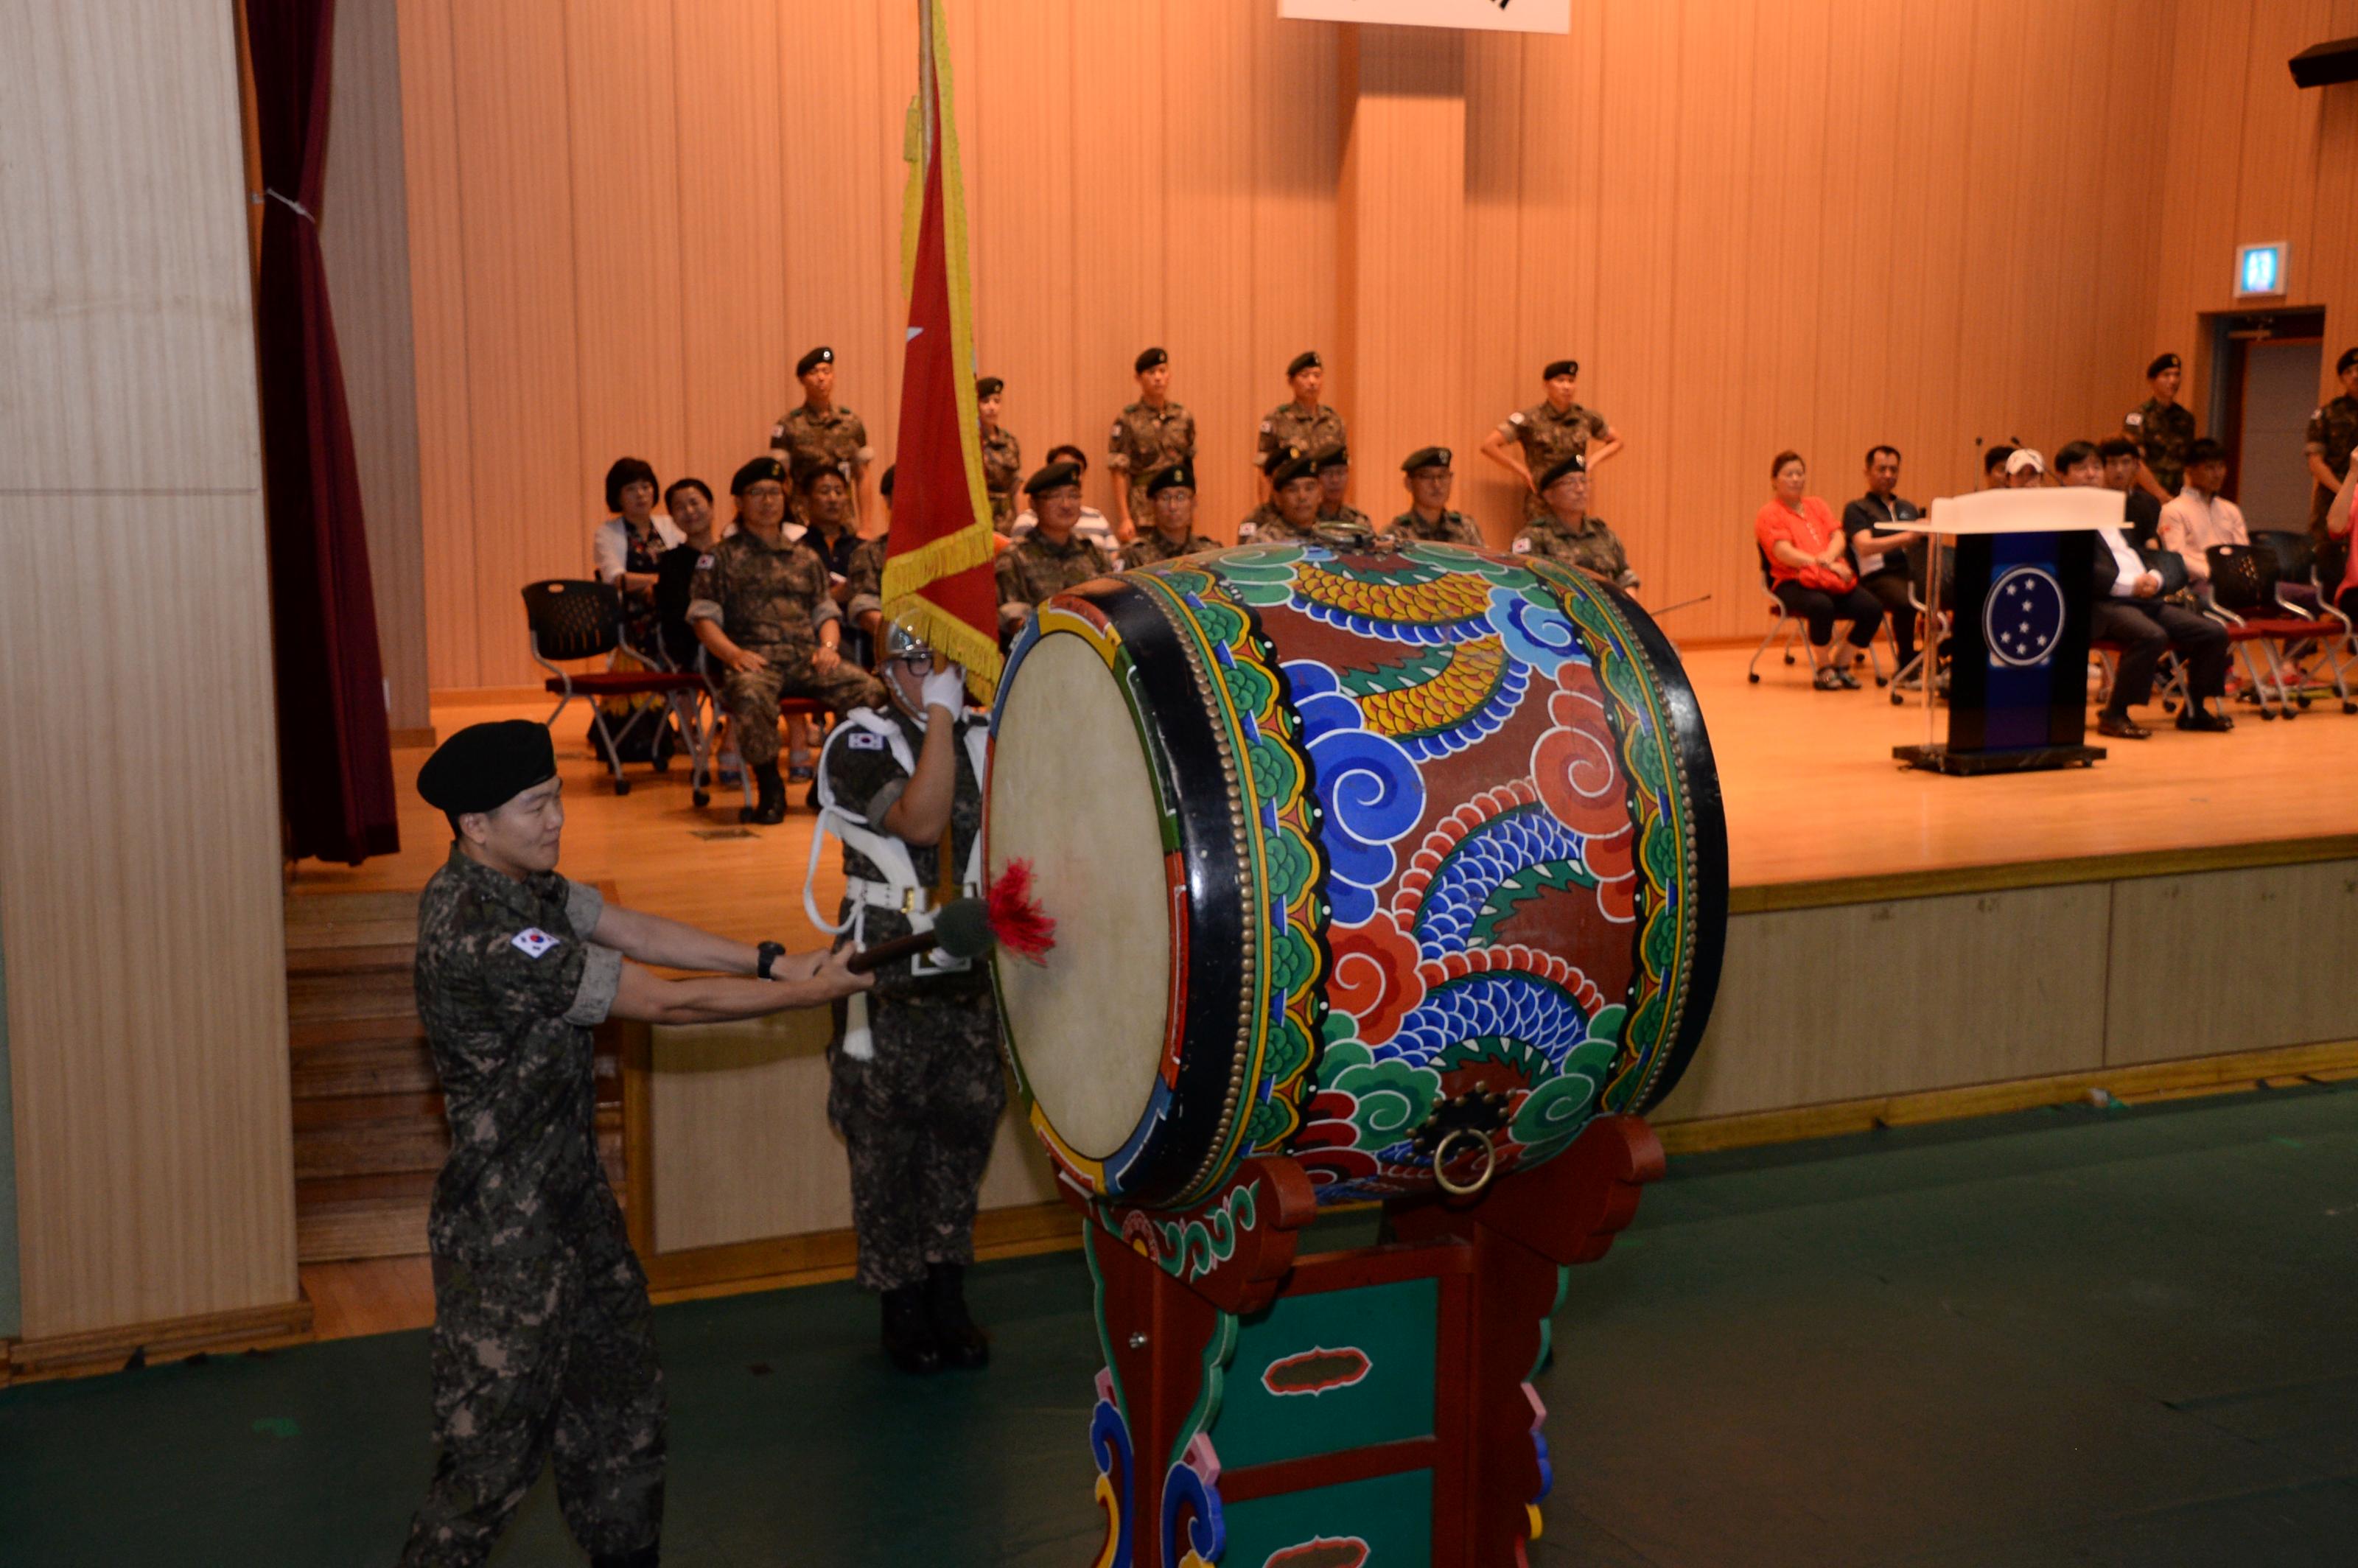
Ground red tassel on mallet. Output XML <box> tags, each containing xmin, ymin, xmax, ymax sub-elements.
<box><xmin>985</xmin><ymin>857</ymin><xmax>1057</xmax><ymax>965</ymax></box>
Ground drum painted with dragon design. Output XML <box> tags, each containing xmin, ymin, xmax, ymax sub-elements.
<box><xmin>985</xmin><ymin>537</ymin><xmax>1726</xmax><ymax>1211</ymax></box>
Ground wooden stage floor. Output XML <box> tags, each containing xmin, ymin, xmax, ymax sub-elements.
<box><xmin>294</xmin><ymin>645</ymin><xmax>2358</xmax><ymax>924</ymax></box>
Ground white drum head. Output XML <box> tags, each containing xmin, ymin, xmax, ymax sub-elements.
<box><xmin>989</xmin><ymin>629</ymin><xmax>1173</xmax><ymax>1161</ymax></box>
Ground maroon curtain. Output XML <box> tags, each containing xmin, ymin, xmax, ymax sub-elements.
<box><xmin>246</xmin><ymin>0</ymin><xmax>400</xmax><ymax>864</ymax></box>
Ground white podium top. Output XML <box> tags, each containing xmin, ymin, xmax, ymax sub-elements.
<box><xmin>1900</xmin><ymin>487</ymin><xmax>2127</xmax><ymax>535</ymax></box>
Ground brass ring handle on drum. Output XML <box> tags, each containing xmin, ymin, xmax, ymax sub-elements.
<box><xmin>1432</xmin><ymin>1127</ymin><xmax>1498</xmax><ymax>1197</ymax></box>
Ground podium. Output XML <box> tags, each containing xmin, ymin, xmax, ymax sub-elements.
<box><xmin>1890</xmin><ymin>486</ymin><xmax>2124</xmax><ymax>775</ymax></box>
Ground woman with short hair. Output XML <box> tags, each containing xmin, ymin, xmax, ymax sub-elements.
<box><xmin>1754</xmin><ymin>450</ymin><xmax>1883</xmax><ymax>689</ymax></box>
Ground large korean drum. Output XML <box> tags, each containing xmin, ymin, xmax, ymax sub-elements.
<box><xmin>986</xmin><ymin>536</ymin><xmax>1725</xmax><ymax>1210</ymax></box>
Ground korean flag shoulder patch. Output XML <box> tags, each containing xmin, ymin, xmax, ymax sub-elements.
<box><xmin>511</xmin><ymin>928</ymin><xmax>560</xmax><ymax>959</ymax></box>
<box><xmin>696</xmin><ymin>553</ymin><xmax>716</xmax><ymax>570</ymax></box>
<box><xmin>847</xmin><ymin>730</ymin><xmax>887</xmax><ymax>751</ymax></box>
<box><xmin>1508</xmin><ymin>410</ymin><xmax>1526</xmax><ymax>425</ymax></box>
<box><xmin>1511</xmin><ymin>536</ymin><xmax>1533</xmax><ymax>554</ymax></box>
<box><xmin>2124</xmin><ymin>411</ymin><xmax>2143</xmax><ymax>427</ymax></box>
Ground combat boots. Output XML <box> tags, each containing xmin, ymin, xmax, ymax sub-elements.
<box><xmin>881</xmin><ymin>1283</ymin><xmax>942</xmax><ymax>1374</ymax></box>
<box><xmin>926</xmin><ymin>1262</ymin><xmax>990</xmax><ymax>1369</ymax></box>
<box><xmin>750</xmin><ymin>761</ymin><xmax>788</xmax><ymax>825</ymax></box>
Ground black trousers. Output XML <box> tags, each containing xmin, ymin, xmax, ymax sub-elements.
<box><xmin>1861</xmin><ymin>571</ymin><xmax>1916</xmax><ymax>665</ymax></box>
<box><xmin>2092</xmin><ymin>597</ymin><xmax>2228</xmax><ymax>710</ymax></box>
<box><xmin>1774</xmin><ymin>581</ymin><xmax>1883</xmax><ymax>648</ymax></box>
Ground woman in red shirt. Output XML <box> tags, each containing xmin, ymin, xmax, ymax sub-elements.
<box><xmin>1754</xmin><ymin>449</ymin><xmax>1885</xmax><ymax>689</ymax></box>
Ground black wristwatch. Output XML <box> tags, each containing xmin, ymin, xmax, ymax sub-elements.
<box><xmin>756</xmin><ymin>940</ymin><xmax>786</xmax><ymax>981</ymax></box>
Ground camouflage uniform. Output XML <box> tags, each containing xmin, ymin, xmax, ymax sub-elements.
<box><xmin>979</xmin><ymin>427</ymin><xmax>1024</xmax><ymax>530</ymax></box>
<box><xmin>2123</xmin><ymin>397</ymin><xmax>2197</xmax><ymax>497</ymax></box>
<box><xmin>687</xmin><ymin>531</ymin><xmax>883</xmax><ymax>766</ymax></box>
<box><xmin>1500</xmin><ymin>401</ymin><xmax>1609</xmax><ymax>521</ymax></box>
<box><xmin>1108</xmin><ymin>401</ymin><xmax>1197</xmax><ymax>523</ymax></box>
<box><xmin>1316</xmin><ymin>502</ymin><xmax>1373</xmax><ymax>531</ymax></box>
<box><xmin>823</xmin><ymin>711</ymin><xmax>1004</xmax><ymax>1292</ymax></box>
<box><xmin>1389</xmin><ymin>507</ymin><xmax>1484</xmax><ymax>547</ymax></box>
<box><xmin>771</xmin><ymin>404</ymin><xmax>872</xmax><ymax>525</ymax></box>
<box><xmin>2306</xmin><ymin>393</ymin><xmax>2358</xmax><ymax>538</ymax></box>
<box><xmin>994</xmin><ymin>530</ymin><xmax>1115</xmax><ymax>621</ymax></box>
<box><xmin>1124</xmin><ymin>526</ymin><xmax>1222</xmax><ymax>568</ymax></box>
<box><xmin>1257</xmin><ymin>402</ymin><xmax>1346</xmax><ymax>467</ymax></box>
<box><xmin>1515</xmin><ymin>514</ymin><xmax>1637</xmax><ymax>589</ymax></box>
<box><xmin>1239</xmin><ymin>504</ymin><xmax>1318</xmax><ymax>545</ymax></box>
<box><xmin>399</xmin><ymin>850</ymin><xmax>662</xmax><ymax>1568</ymax></box>
<box><xmin>844</xmin><ymin>532</ymin><xmax>889</xmax><ymax>630</ymax></box>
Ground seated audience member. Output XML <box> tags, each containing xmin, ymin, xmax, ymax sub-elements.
<box><xmin>1313</xmin><ymin>447</ymin><xmax>1370</xmax><ymax>528</ymax></box>
<box><xmin>1754</xmin><ymin>449</ymin><xmax>1881</xmax><ymax>689</ymax></box>
<box><xmin>2158</xmin><ymin>438</ymin><xmax>2247</xmax><ymax>595</ymax></box>
<box><xmin>1841</xmin><ymin>445</ymin><xmax>1924</xmax><ymax>671</ymax></box>
<box><xmin>2057</xmin><ymin>441</ymin><xmax>2231</xmax><ymax>737</ymax></box>
<box><xmin>2099</xmin><ymin>437</ymin><xmax>2165</xmax><ymax>547</ymax></box>
<box><xmin>594</xmin><ymin>456</ymin><xmax>685</xmax><ymax>653</ymax></box>
<box><xmin>845</xmin><ymin>466</ymin><xmax>893</xmax><ymax>654</ymax></box>
<box><xmin>1388</xmin><ymin>447</ymin><xmax>1483</xmax><ymax>545</ymax></box>
<box><xmin>795</xmin><ymin>463</ymin><xmax>863</xmax><ymax>609</ymax></box>
<box><xmin>1123</xmin><ymin>462</ymin><xmax>1221</xmax><ymax>567</ymax></box>
<box><xmin>1007</xmin><ymin>444</ymin><xmax>1121</xmax><ymax>559</ymax></box>
<box><xmin>2324</xmin><ymin>457</ymin><xmax>2358</xmax><ymax>622</ymax></box>
<box><xmin>2005</xmin><ymin>447</ymin><xmax>2046</xmax><ymax>487</ymax></box>
<box><xmin>1239</xmin><ymin>447</ymin><xmax>1324</xmax><ymax>544</ymax></box>
<box><xmin>996</xmin><ymin>461</ymin><xmax>1117</xmax><ymax>636</ymax></box>
<box><xmin>688</xmin><ymin>458</ymin><xmax>884</xmax><ymax>823</ymax></box>
<box><xmin>1981</xmin><ymin>444</ymin><xmax>2016</xmax><ymax>489</ymax></box>
<box><xmin>1515</xmin><ymin>454</ymin><xmax>1638</xmax><ymax>593</ymax></box>
<box><xmin>654</xmin><ymin>477</ymin><xmax>722</xmax><ymax>669</ymax></box>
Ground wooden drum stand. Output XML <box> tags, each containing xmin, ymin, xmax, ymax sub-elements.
<box><xmin>1073</xmin><ymin>1114</ymin><xmax>1663</xmax><ymax>1568</ymax></box>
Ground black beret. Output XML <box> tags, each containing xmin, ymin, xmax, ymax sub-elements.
<box><xmin>604</xmin><ymin>456</ymin><xmax>657</xmax><ymax>511</ymax></box>
<box><xmin>1267</xmin><ymin>447</ymin><xmax>1318</xmax><ymax>489</ymax></box>
<box><xmin>1312</xmin><ymin>446</ymin><xmax>1351</xmax><ymax>474</ymax></box>
<box><xmin>976</xmin><ymin>375</ymin><xmax>1004</xmax><ymax>398</ymax></box>
<box><xmin>1402</xmin><ymin>446</ymin><xmax>1452</xmax><ymax>473</ymax></box>
<box><xmin>879</xmin><ymin>464</ymin><xmax>895</xmax><ymax>498</ymax></box>
<box><xmin>1543</xmin><ymin>359</ymin><xmax>1579</xmax><ymax>381</ymax></box>
<box><xmin>1262</xmin><ymin>443</ymin><xmax>1306</xmax><ymax>477</ymax></box>
<box><xmin>1135</xmin><ymin>346</ymin><xmax>1169</xmax><ymax>374</ymax></box>
<box><xmin>418</xmin><ymin>720</ymin><xmax>556</xmax><ymax>817</ymax></box>
<box><xmin>2339</xmin><ymin>347</ymin><xmax>2358</xmax><ymax>377</ymax></box>
<box><xmin>797</xmin><ymin>346</ymin><xmax>835</xmax><ymax>377</ymax></box>
<box><xmin>1025</xmin><ymin>461</ymin><xmax>1082</xmax><ymax>496</ymax></box>
<box><xmin>1537</xmin><ymin>452</ymin><xmax>1588</xmax><ymax>491</ymax></box>
<box><xmin>732</xmin><ymin>456</ymin><xmax>786</xmax><ymax>494</ymax></box>
<box><xmin>1287</xmin><ymin>350</ymin><xmax>1322</xmax><ymax>377</ymax></box>
<box><xmin>2147</xmin><ymin>352</ymin><xmax>2180</xmax><ymax>378</ymax></box>
<box><xmin>1147</xmin><ymin>461</ymin><xmax>1196</xmax><ymax>497</ymax></box>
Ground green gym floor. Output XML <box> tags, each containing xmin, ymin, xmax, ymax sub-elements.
<box><xmin>6</xmin><ymin>1082</ymin><xmax>2355</xmax><ymax>1567</ymax></box>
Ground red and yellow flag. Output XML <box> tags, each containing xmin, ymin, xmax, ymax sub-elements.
<box><xmin>881</xmin><ymin>0</ymin><xmax>1001</xmax><ymax>698</ymax></box>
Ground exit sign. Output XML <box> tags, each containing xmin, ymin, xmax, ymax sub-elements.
<box><xmin>2235</xmin><ymin>242</ymin><xmax>2287</xmax><ymax>298</ymax></box>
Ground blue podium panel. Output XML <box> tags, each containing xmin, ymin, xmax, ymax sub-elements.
<box><xmin>1897</xmin><ymin>530</ymin><xmax>2105</xmax><ymax>775</ymax></box>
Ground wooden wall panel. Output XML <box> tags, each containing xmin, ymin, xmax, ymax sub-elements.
<box><xmin>0</xmin><ymin>0</ymin><xmax>296</xmax><ymax>1341</ymax></box>
<box><xmin>648</xmin><ymin>1012</ymin><xmax>1054</xmax><ymax>1253</ymax></box>
<box><xmin>2105</xmin><ymin>861</ymin><xmax>2358</xmax><ymax>1066</ymax></box>
<box><xmin>395</xmin><ymin>0</ymin><xmax>2232</xmax><ymax>683</ymax></box>
<box><xmin>324</xmin><ymin>0</ymin><xmax>433</xmax><ymax>735</ymax></box>
<box><xmin>1654</xmin><ymin>885</ymin><xmax>2113</xmax><ymax>1124</ymax></box>
<box><xmin>564</xmin><ymin>0</ymin><xmax>687</xmax><ymax>536</ymax></box>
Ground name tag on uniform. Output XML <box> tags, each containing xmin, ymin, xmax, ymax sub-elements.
<box><xmin>511</xmin><ymin>928</ymin><xmax>560</xmax><ymax>959</ymax></box>
<box><xmin>847</xmin><ymin>732</ymin><xmax>886</xmax><ymax>751</ymax></box>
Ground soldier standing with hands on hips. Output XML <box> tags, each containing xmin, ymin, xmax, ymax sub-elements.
<box><xmin>814</xmin><ymin>626</ymin><xmax>1003</xmax><ymax>1373</ymax></box>
<box><xmin>2123</xmin><ymin>352</ymin><xmax>2197</xmax><ymax>505</ymax></box>
<box><xmin>1257</xmin><ymin>351</ymin><xmax>1346</xmax><ymax>494</ymax></box>
<box><xmin>1482</xmin><ymin>358</ymin><xmax>1623</xmax><ymax>521</ymax></box>
<box><xmin>399</xmin><ymin>720</ymin><xmax>869</xmax><ymax>1568</ymax></box>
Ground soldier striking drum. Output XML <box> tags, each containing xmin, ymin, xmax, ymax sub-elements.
<box><xmin>815</xmin><ymin>626</ymin><xmax>1002</xmax><ymax>1373</ymax></box>
<box><xmin>401</xmin><ymin>720</ymin><xmax>866</xmax><ymax>1568</ymax></box>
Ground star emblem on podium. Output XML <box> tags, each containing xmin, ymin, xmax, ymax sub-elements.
<box><xmin>1983</xmin><ymin>565</ymin><xmax>2065</xmax><ymax>668</ymax></box>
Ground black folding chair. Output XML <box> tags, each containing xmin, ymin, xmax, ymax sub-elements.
<box><xmin>522</xmin><ymin>580</ymin><xmax>710</xmax><ymax>794</ymax></box>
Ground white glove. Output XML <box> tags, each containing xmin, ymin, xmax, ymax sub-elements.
<box><xmin>920</xmin><ymin>664</ymin><xmax>968</xmax><ymax>716</ymax></box>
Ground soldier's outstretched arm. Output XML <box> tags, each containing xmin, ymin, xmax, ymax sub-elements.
<box><xmin>590</xmin><ymin>902</ymin><xmax>774</xmax><ymax>974</ymax></box>
<box><xmin>609</xmin><ymin>948</ymin><xmax>870</xmax><ymax>1026</ymax></box>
